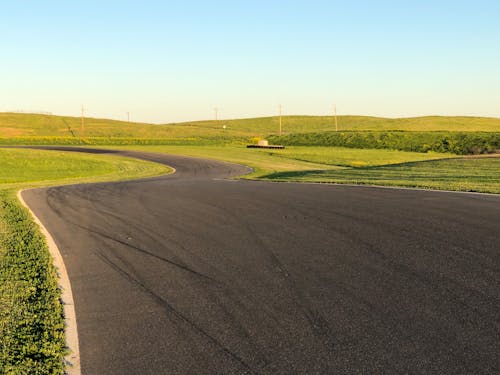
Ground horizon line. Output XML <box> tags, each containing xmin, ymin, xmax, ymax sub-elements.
<box><xmin>1</xmin><ymin>111</ymin><xmax>500</xmax><ymax>125</ymax></box>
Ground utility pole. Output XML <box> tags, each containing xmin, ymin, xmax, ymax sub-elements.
<box><xmin>334</xmin><ymin>104</ymin><xmax>338</xmax><ymax>132</ymax></box>
<box><xmin>127</xmin><ymin>112</ymin><xmax>130</xmax><ymax>122</ymax></box>
<box><xmin>81</xmin><ymin>105</ymin><xmax>85</xmax><ymax>138</ymax></box>
<box><xmin>214</xmin><ymin>107</ymin><xmax>219</xmax><ymax>125</ymax></box>
<box><xmin>279</xmin><ymin>104</ymin><xmax>282</xmax><ymax>136</ymax></box>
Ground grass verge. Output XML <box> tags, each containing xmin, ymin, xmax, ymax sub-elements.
<box><xmin>0</xmin><ymin>190</ymin><xmax>65</xmax><ymax>373</ymax></box>
<box><xmin>0</xmin><ymin>148</ymin><xmax>171</xmax><ymax>373</ymax></box>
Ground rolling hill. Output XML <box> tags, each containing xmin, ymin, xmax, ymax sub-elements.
<box><xmin>0</xmin><ymin>112</ymin><xmax>499</xmax><ymax>140</ymax></box>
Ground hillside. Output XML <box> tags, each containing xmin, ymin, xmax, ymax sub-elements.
<box><xmin>0</xmin><ymin>113</ymin><xmax>499</xmax><ymax>139</ymax></box>
<box><xmin>176</xmin><ymin>115</ymin><xmax>500</xmax><ymax>135</ymax></box>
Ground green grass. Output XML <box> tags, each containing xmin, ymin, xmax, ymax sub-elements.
<box><xmin>102</xmin><ymin>144</ymin><xmax>450</xmax><ymax>178</ymax></box>
<box><xmin>0</xmin><ymin>148</ymin><xmax>171</xmax><ymax>190</ymax></box>
<box><xmin>180</xmin><ymin>115</ymin><xmax>500</xmax><ymax>134</ymax></box>
<box><xmin>0</xmin><ymin>113</ymin><xmax>170</xmax><ymax>138</ymax></box>
<box><xmin>0</xmin><ymin>148</ymin><xmax>170</xmax><ymax>373</ymax></box>
<box><xmin>260</xmin><ymin>147</ymin><xmax>452</xmax><ymax>168</ymax></box>
<box><xmin>98</xmin><ymin>144</ymin><xmax>498</xmax><ymax>193</ymax></box>
<box><xmin>99</xmin><ymin>144</ymin><xmax>333</xmax><ymax>177</ymax></box>
<box><xmin>1</xmin><ymin>113</ymin><xmax>499</xmax><ymax>140</ymax></box>
<box><xmin>99</xmin><ymin>144</ymin><xmax>453</xmax><ymax>176</ymax></box>
<box><xmin>260</xmin><ymin>158</ymin><xmax>500</xmax><ymax>194</ymax></box>
<box><xmin>0</xmin><ymin>192</ymin><xmax>66</xmax><ymax>374</ymax></box>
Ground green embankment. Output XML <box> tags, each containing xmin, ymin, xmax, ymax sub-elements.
<box><xmin>0</xmin><ymin>148</ymin><xmax>170</xmax><ymax>189</ymax></box>
<box><xmin>0</xmin><ymin>148</ymin><xmax>170</xmax><ymax>373</ymax></box>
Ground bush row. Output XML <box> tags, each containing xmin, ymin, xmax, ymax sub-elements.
<box><xmin>0</xmin><ymin>136</ymin><xmax>246</xmax><ymax>146</ymax></box>
<box><xmin>0</xmin><ymin>191</ymin><xmax>65</xmax><ymax>374</ymax></box>
<box><xmin>268</xmin><ymin>131</ymin><xmax>500</xmax><ymax>154</ymax></box>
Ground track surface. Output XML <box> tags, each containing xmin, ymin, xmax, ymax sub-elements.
<box><xmin>22</xmin><ymin>148</ymin><xmax>500</xmax><ymax>374</ymax></box>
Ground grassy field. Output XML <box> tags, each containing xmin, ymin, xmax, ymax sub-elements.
<box><xmin>0</xmin><ymin>148</ymin><xmax>170</xmax><ymax>190</ymax></box>
<box><xmin>175</xmin><ymin>115</ymin><xmax>500</xmax><ymax>134</ymax></box>
<box><xmin>99</xmin><ymin>144</ymin><xmax>499</xmax><ymax>193</ymax></box>
<box><xmin>0</xmin><ymin>113</ymin><xmax>169</xmax><ymax>138</ymax></box>
<box><xmin>259</xmin><ymin>157</ymin><xmax>500</xmax><ymax>194</ymax></box>
<box><xmin>1</xmin><ymin>112</ymin><xmax>499</xmax><ymax>139</ymax></box>
<box><xmin>0</xmin><ymin>148</ymin><xmax>170</xmax><ymax>374</ymax></box>
<box><xmin>101</xmin><ymin>145</ymin><xmax>452</xmax><ymax>177</ymax></box>
<box><xmin>262</xmin><ymin>147</ymin><xmax>453</xmax><ymax>168</ymax></box>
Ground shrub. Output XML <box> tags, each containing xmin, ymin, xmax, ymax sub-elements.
<box><xmin>0</xmin><ymin>191</ymin><xmax>66</xmax><ymax>374</ymax></box>
<box><xmin>268</xmin><ymin>131</ymin><xmax>500</xmax><ymax>155</ymax></box>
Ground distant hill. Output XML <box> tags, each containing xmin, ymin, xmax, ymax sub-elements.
<box><xmin>174</xmin><ymin>115</ymin><xmax>500</xmax><ymax>135</ymax></box>
<box><xmin>0</xmin><ymin>113</ymin><xmax>499</xmax><ymax>139</ymax></box>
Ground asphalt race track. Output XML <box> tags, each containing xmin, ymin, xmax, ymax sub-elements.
<box><xmin>22</xmin><ymin>147</ymin><xmax>500</xmax><ymax>374</ymax></box>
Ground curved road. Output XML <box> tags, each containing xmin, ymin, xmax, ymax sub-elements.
<box><xmin>22</xmin><ymin>148</ymin><xmax>500</xmax><ymax>374</ymax></box>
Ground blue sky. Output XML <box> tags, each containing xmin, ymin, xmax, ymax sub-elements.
<box><xmin>1</xmin><ymin>0</ymin><xmax>499</xmax><ymax>123</ymax></box>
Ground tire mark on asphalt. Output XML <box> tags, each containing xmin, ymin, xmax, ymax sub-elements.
<box><xmin>47</xmin><ymin>186</ymin><xmax>275</xmax><ymax>370</ymax></box>
<box><xmin>292</xmin><ymin>196</ymin><xmax>500</xmax><ymax>273</ymax></box>
<box><xmin>195</xmin><ymin>189</ymin><xmax>499</xmax><ymax>371</ymax></box>
<box><xmin>80</xmin><ymin>223</ymin><xmax>218</xmax><ymax>282</ymax></box>
<box><xmin>285</xmin><ymin>197</ymin><xmax>500</xmax><ymax>364</ymax></box>
<box><xmin>46</xmin><ymin>186</ymin><xmax>276</xmax><ymax>369</ymax></box>
<box><xmin>182</xmin><ymin>195</ymin><xmax>336</xmax><ymax>341</ymax></box>
<box><xmin>45</xmin><ymin>190</ymin><xmax>218</xmax><ymax>283</ymax></box>
<box><xmin>290</xmin><ymin>202</ymin><xmax>500</xmax><ymax>316</ymax></box>
<box><xmin>93</xmin><ymin>248</ymin><xmax>255</xmax><ymax>374</ymax></box>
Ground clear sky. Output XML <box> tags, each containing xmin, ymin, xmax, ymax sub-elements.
<box><xmin>1</xmin><ymin>0</ymin><xmax>499</xmax><ymax>123</ymax></box>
